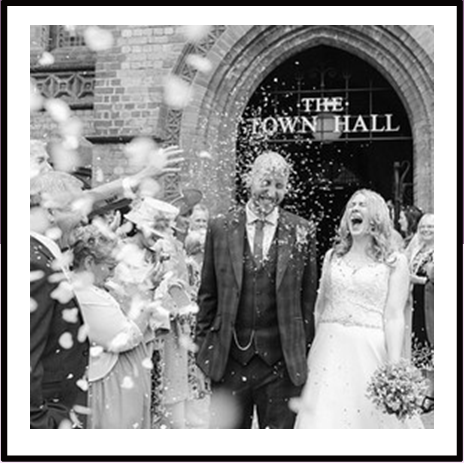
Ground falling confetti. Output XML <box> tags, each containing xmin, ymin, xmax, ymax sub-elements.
<box><xmin>83</xmin><ymin>26</ymin><xmax>114</xmax><ymax>52</ymax></box>
<box><xmin>58</xmin><ymin>419</ymin><xmax>73</xmax><ymax>429</ymax></box>
<box><xmin>121</xmin><ymin>376</ymin><xmax>134</xmax><ymax>389</ymax></box>
<box><xmin>51</xmin><ymin>281</ymin><xmax>74</xmax><ymax>304</ymax></box>
<box><xmin>30</xmin><ymin>270</ymin><xmax>45</xmax><ymax>282</ymax></box>
<box><xmin>76</xmin><ymin>378</ymin><xmax>89</xmax><ymax>391</ymax></box>
<box><xmin>163</xmin><ymin>75</ymin><xmax>192</xmax><ymax>110</ymax></box>
<box><xmin>185</xmin><ymin>54</ymin><xmax>213</xmax><ymax>74</ymax></box>
<box><xmin>58</xmin><ymin>332</ymin><xmax>74</xmax><ymax>349</ymax></box>
<box><xmin>197</xmin><ymin>151</ymin><xmax>212</xmax><ymax>160</ymax></box>
<box><xmin>62</xmin><ymin>308</ymin><xmax>79</xmax><ymax>323</ymax></box>
<box><xmin>182</xmin><ymin>25</ymin><xmax>211</xmax><ymax>43</ymax></box>
<box><xmin>44</xmin><ymin>98</ymin><xmax>72</xmax><ymax>124</ymax></box>
<box><xmin>30</xmin><ymin>79</ymin><xmax>43</xmax><ymax>112</ymax></box>
<box><xmin>90</xmin><ymin>345</ymin><xmax>104</xmax><ymax>357</ymax></box>
<box><xmin>38</xmin><ymin>51</ymin><xmax>55</xmax><ymax>66</ymax></box>
<box><xmin>77</xmin><ymin>324</ymin><xmax>89</xmax><ymax>343</ymax></box>
<box><xmin>45</xmin><ymin>227</ymin><xmax>63</xmax><ymax>242</ymax></box>
<box><xmin>141</xmin><ymin>358</ymin><xmax>154</xmax><ymax>370</ymax></box>
<box><xmin>30</xmin><ymin>298</ymin><xmax>38</xmax><ymax>313</ymax></box>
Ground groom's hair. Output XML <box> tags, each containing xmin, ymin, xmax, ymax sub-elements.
<box><xmin>245</xmin><ymin>151</ymin><xmax>292</xmax><ymax>187</ymax></box>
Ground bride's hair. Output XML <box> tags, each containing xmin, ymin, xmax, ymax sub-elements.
<box><xmin>333</xmin><ymin>189</ymin><xmax>395</xmax><ymax>263</ymax></box>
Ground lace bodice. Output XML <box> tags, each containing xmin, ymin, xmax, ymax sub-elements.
<box><xmin>319</xmin><ymin>255</ymin><xmax>391</xmax><ymax>330</ymax></box>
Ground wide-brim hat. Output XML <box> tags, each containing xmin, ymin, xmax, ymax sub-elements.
<box><xmin>124</xmin><ymin>197</ymin><xmax>180</xmax><ymax>228</ymax></box>
<box><xmin>170</xmin><ymin>188</ymin><xmax>203</xmax><ymax>216</ymax></box>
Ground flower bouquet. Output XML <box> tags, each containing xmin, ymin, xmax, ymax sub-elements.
<box><xmin>366</xmin><ymin>359</ymin><xmax>429</xmax><ymax>422</ymax></box>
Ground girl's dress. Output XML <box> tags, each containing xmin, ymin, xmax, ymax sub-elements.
<box><xmin>74</xmin><ymin>284</ymin><xmax>152</xmax><ymax>429</ymax></box>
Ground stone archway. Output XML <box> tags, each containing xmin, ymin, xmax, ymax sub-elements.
<box><xmin>173</xmin><ymin>25</ymin><xmax>433</xmax><ymax>214</ymax></box>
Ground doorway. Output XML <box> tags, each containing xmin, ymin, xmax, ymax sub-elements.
<box><xmin>235</xmin><ymin>45</ymin><xmax>414</xmax><ymax>264</ymax></box>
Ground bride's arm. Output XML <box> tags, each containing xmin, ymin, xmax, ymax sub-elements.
<box><xmin>384</xmin><ymin>253</ymin><xmax>410</xmax><ymax>363</ymax></box>
<box><xmin>314</xmin><ymin>249</ymin><xmax>332</xmax><ymax>329</ymax></box>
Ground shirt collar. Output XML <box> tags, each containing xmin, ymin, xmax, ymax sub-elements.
<box><xmin>245</xmin><ymin>202</ymin><xmax>279</xmax><ymax>226</ymax></box>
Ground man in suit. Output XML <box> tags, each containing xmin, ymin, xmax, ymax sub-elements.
<box><xmin>195</xmin><ymin>151</ymin><xmax>318</xmax><ymax>429</ymax></box>
<box><xmin>30</xmin><ymin>171</ymin><xmax>90</xmax><ymax>428</ymax></box>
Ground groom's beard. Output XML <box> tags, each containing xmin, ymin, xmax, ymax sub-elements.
<box><xmin>251</xmin><ymin>194</ymin><xmax>282</xmax><ymax>216</ymax></box>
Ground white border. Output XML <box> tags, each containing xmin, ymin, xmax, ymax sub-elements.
<box><xmin>8</xmin><ymin>5</ymin><xmax>458</xmax><ymax>459</ymax></box>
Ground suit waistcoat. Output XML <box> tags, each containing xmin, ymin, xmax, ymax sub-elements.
<box><xmin>230</xmin><ymin>229</ymin><xmax>282</xmax><ymax>366</ymax></box>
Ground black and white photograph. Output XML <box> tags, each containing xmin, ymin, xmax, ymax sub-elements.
<box><xmin>5</xmin><ymin>4</ymin><xmax>461</xmax><ymax>461</ymax></box>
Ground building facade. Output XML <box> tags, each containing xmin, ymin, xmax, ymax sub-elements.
<box><xmin>31</xmin><ymin>25</ymin><xmax>434</xmax><ymax>256</ymax></box>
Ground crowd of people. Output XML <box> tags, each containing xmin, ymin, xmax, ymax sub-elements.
<box><xmin>30</xmin><ymin>140</ymin><xmax>434</xmax><ymax>429</ymax></box>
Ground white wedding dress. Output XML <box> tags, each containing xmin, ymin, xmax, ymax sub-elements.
<box><xmin>294</xmin><ymin>252</ymin><xmax>424</xmax><ymax>429</ymax></box>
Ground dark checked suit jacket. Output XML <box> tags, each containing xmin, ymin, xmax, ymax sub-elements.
<box><xmin>195</xmin><ymin>207</ymin><xmax>318</xmax><ymax>386</ymax></box>
<box><xmin>30</xmin><ymin>236</ymin><xmax>89</xmax><ymax>428</ymax></box>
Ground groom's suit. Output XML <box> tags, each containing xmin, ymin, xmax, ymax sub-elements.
<box><xmin>196</xmin><ymin>206</ymin><xmax>318</xmax><ymax>428</ymax></box>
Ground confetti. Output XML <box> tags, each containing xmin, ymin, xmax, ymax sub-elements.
<box><xmin>51</xmin><ymin>281</ymin><xmax>74</xmax><ymax>304</ymax></box>
<box><xmin>121</xmin><ymin>376</ymin><xmax>134</xmax><ymax>389</ymax></box>
<box><xmin>83</xmin><ymin>26</ymin><xmax>114</xmax><ymax>51</ymax></box>
<box><xmin>38</xmin><ymin>51</ymin><xmax>55</xmax><ymax>66</ymax></box>
<box><xmin>30</xmin><ymin>270</ymin><xmax>45</xmax><ymax>282</ymax></box>
<box><xmin>185</xmin><ymin>54</ymin><xmax>213</xmax><ymax>74</ymax></box>
<box><xmin>58</xmin><ymin>332</ymin><xmax>74</xmax><ymax>349</ymax></box>
<box><xmin>163</xmin><ymin>75</ymin><xmax>192</xmax><ymax>110</ymax></box>
<box><xmin>44</xmin><ymin>98</ymin><xmax>72</xmax><ymax>124</ymax></box>
<box><xmin>197</xmin><ymin>151</ymin><xmax>212</xmax><ymax>160</ymax></box>
<box><xmin>182</xmin><ymin>25</ymin><xmax>211</xmax><ymax>43</ymax></box>
<box><xmin>141</xmin><ymin>358</ymin><xmax>154</xmax><ymax>370</ymax></box>
<box><xmin>30</xmin><ymin>79</ymin><xmax>43</xmax><ymax>112</ymax></box>
<box><xmin>30</xmin><ymin>298</ymin><xmax>38</xmax><ymax>313</ymax></box>
<box><xmin>76</xmin><ymin>378</ymin><xmax>89</xmax><ymax>391</ymax></box>
<box><xmin>90</xmin><ymin>345</ymin><xmax>104</xmax><ymax>357</ymax></box>
<box><xmin>62</xmin><ymin>308</ymin><xmax>79</xmax><ymax>323</ymax></box>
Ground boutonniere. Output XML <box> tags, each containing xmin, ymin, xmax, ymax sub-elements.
<box><xmin>295</xmin><ymin>224</ymin><xmax>309</xmax><ymax>248</ymax></box>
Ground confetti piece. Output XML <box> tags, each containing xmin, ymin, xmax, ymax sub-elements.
<box><xmin>76</xmin><ymin>378</ymin><xmax>89</xmax><ymax>391</ymax></box>
<box><xmin>62</xmin><ymin>308</ymin><xmax>79</xmax><ymax>323</ymax></box>
<box><xmin>121</xmin><ymin>376</ymin><xmax>134</xmax><ymax>389</ymax></box>
<box><xmin>84</xmin><ymin>26</ymin><xmax>114</xmax><ymax>51</ymax></box>
<box><xmin>182</xmin><ymin>25</ymin><xmax>211</xmax><ymax>43</ymax></box>
<box><xmin>185</xmin><ymin>54</ymin><xmax>213</xmax><ymax>74</ymax></box>
<box><xmin>58</xmin><ymin>332</ymin><xmax>74</xmax><ymax>349</ymax></box>
<box><xmin>38</xmin><ymin>51</ymin><xmax>55</xmax><ymax>66</ymax></box>
<box><xmin>163</xmin><ymin>75</ymin><xmax>192</xmax><ymax>110</ymax></box>
<box><xmin>51</xmin><ymin>281</ymin><xmax>74</xmax><ymax>304</ymax></box>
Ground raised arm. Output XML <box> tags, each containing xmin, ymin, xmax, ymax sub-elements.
<box><xmin>384</xmin><ymin>253</ymin><xmax>410</xmax><ymax>363</ymax></box>
<box><xmin>86</xmin><ymin>145</ymin><xmax>185</xmax><ymax>208</ymax></box>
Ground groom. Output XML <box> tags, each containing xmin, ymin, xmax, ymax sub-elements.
<box><xmin>195</xmin><ymin>151</ymin><xmax>318</xmax><ymax>428</ymax></box>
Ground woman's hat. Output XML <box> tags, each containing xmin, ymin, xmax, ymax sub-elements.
<box><xmin>124</xmin><ymin>197</ymin><xmax>180</xmax><ymax>229</ymax></box>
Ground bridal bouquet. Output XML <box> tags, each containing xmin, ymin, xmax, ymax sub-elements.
<box><xmin>366</xmin><ymin>360</ymin><xmax>429</xmax><ymax>422</ymax></box>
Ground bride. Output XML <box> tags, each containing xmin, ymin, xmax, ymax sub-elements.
<box><xmin>294</xmin><ymin>189</ymin><xmax>424</xmax><ymax>429</ymax></box>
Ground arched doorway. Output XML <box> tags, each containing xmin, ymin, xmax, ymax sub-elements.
<box><xmin>235</xmin><ymin>45</ymin><xmax>414</xmax><ymax>262</ymax></box>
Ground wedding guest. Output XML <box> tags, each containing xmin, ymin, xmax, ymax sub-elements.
<box><xmin>399</xmin><ymin>205</ymin><xmax>423</xmax><ymax>248</ymax></box>
<box><xmin>71</xmin><ymin>226</ymin><xmax>157</xmax><ymax>428</ymax></box>
<box><xmin>30</xmin><ymin>171</ymin><xmax>90</xmax><ymax>429</ymax></box>
<box><xmin>294</xmin><ymin>189</ymin><xmax>423</xmax><ymax>429</ymax></box>
<box><xmin>196</xmin><ymin>151</ymin><xmax>318</xmax><ymax>429</ymax></box>
<box><xmin>406</xmin><ymin>213</ymin><xmax>434</xmax><ymax>412</ymax></box>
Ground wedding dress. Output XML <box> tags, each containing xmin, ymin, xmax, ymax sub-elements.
<box><xmin>294</xmin><ymin>252</ymin><xmax>424</xmax><ymax>429</ymax></box>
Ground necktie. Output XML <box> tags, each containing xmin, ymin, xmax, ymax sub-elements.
<box><xmin>253</xmin><ymin>219</ymin><xmax>265</xmax><ymax>265</ymax></box>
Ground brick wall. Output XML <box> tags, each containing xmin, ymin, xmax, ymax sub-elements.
<box><xmin>30</xmin><ymin>25</ymin><xmax>434</xmax><ymax>211</ymax></box>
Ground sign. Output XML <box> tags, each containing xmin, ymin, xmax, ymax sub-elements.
<box><xmin>248</xmin><ymin>97</ymin><xmax>401</xmax><ymax>139</ymax></box>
